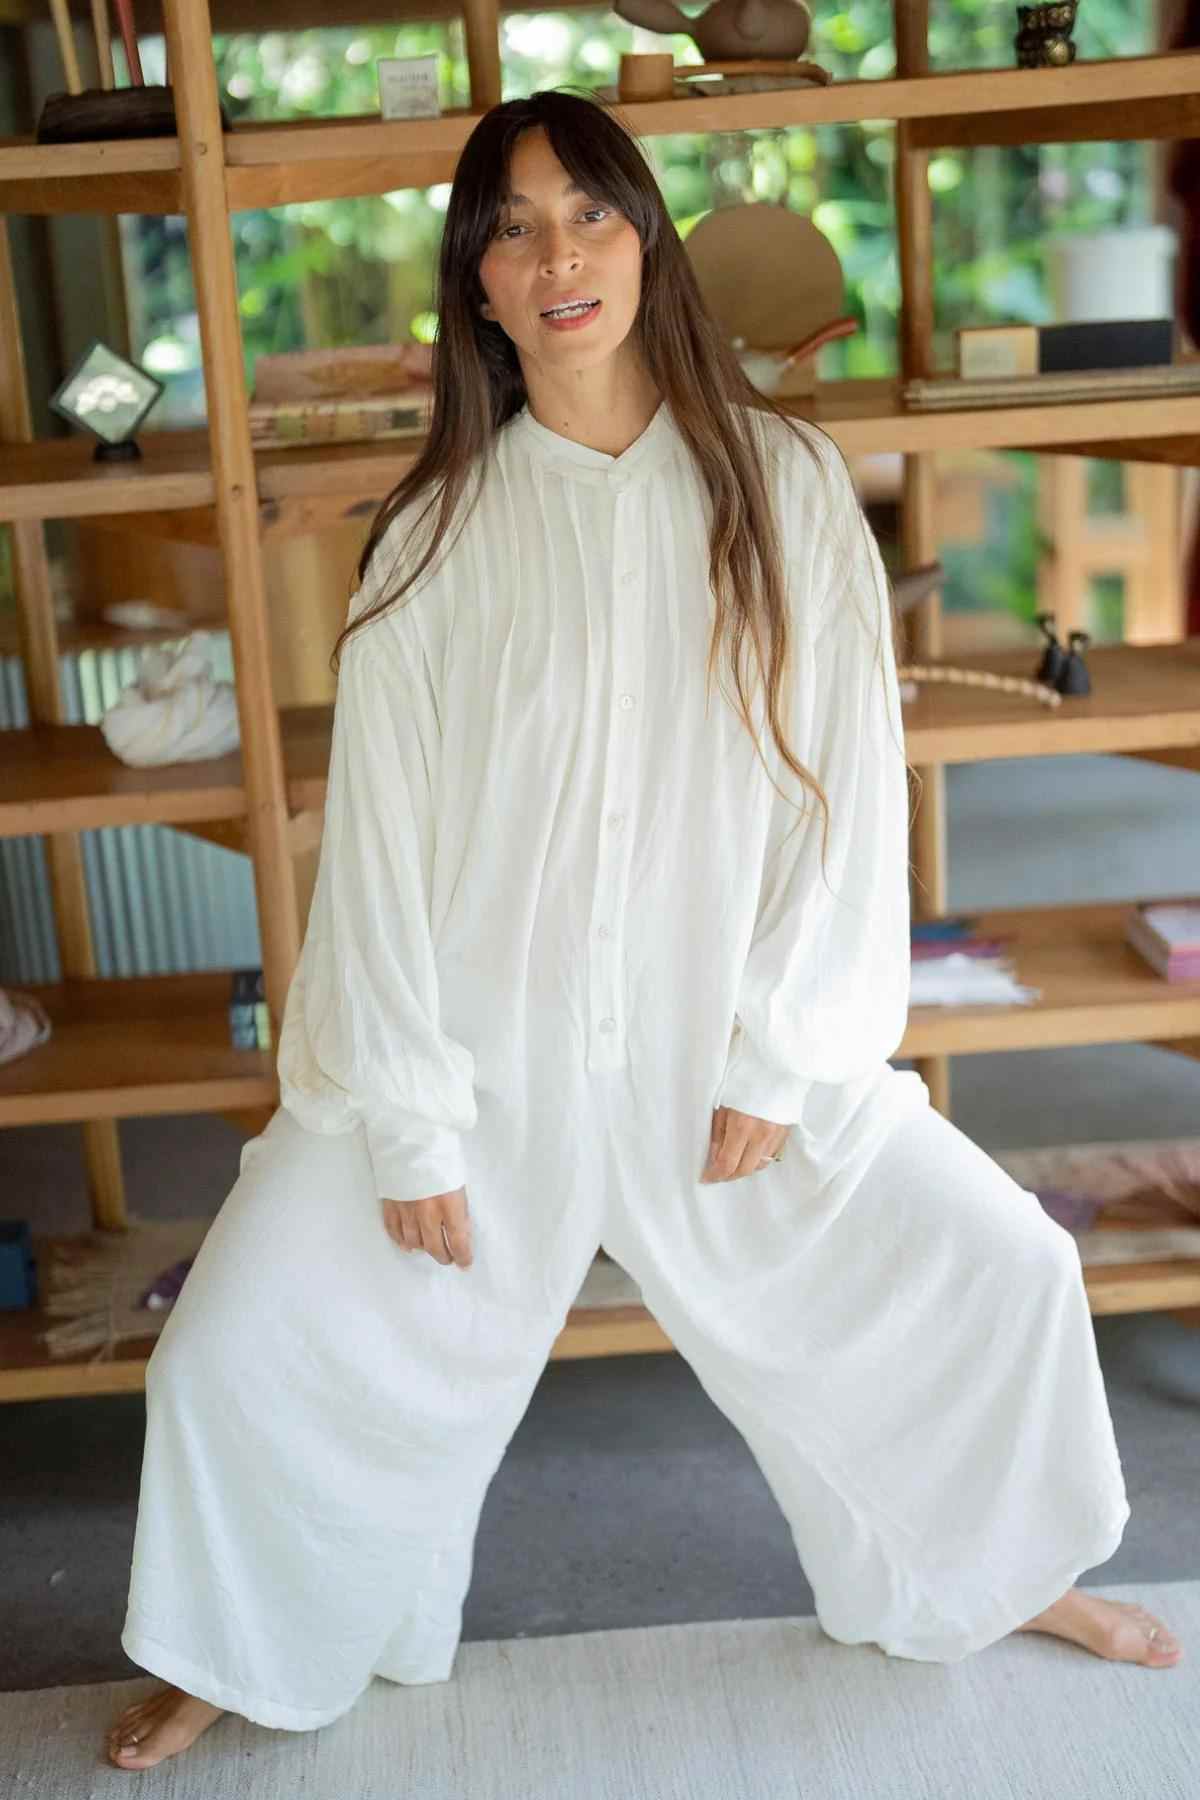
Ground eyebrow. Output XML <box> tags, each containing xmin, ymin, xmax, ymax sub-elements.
<box><xmin>500</xmin><ymin>180</ymin><xmax>591</xmax><ymax>208</ymax></box>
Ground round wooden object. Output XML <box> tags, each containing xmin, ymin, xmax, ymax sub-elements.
<box><xmin>618</xmin><ymin>53</ymin><xmax>676</xmax><ymax>101</ymax></box>
<box><xmin>683</xmin><ymin>204</ymin><xmax>844</xmax><ymax>353</ymax></box>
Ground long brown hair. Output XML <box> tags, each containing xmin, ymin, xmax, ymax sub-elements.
<box><xmin>334</xmin><ymin>86</ymin><xmax>912</xmax><ymax>882</ymax></box>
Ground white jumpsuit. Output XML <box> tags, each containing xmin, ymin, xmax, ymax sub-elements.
<box><xmin>121</xmin><ymin>399</ymin><xmax>1131</xmax><ymax>1730</ymax></box>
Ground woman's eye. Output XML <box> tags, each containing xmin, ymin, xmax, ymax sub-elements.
<box><xmin>494</xmin><ymin>207</ymin><xmax>611</xmax><ymax>240</ymax></box>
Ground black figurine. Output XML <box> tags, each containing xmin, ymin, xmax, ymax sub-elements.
<box><xmin>1035</xmin><ymin>611</ymin><xmax>1068</xmax><ymax>688</ymax></box>
<box><xmin>1056</xmin><ymin>629</ymin><xmax>1092</xmax><ymax>696</ymax></box>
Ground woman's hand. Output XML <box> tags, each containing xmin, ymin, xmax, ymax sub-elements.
<box><xmin>382</xmin><ymin>1188</ymin><xmax>473</xmax><ymax>1267</ymax></box>
<box><xmin>700</xmin><ymin>1107</ymin><xmax>790</xmax><ymax>1183</ymax></box>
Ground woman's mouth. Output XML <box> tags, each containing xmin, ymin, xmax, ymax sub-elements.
<box><xmin>539</xmin><ymin>299</ymin><xmax>602</xmax><ymax>331</ymax></box>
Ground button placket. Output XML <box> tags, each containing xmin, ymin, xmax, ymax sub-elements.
<box><xmin>586</xmin><ymin>485</ymin><xmax>643</xmax><ymax>1073</ymax></box>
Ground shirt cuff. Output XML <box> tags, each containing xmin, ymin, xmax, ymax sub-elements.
<box><xmin>362</xmin><ymin>1110</ymin><xmax>469</xmax><ymax>1205</ymax></box>
<box><xmin>712</xmin><ymin>1029</ymin><xmax>813</xmax><ymax>1128</ymax></box>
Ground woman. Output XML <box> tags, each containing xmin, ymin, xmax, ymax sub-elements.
<box><xmin>107</xmin><ymin>89</ymin><xmax>1178</xmax><ymax>1772</ymax></box>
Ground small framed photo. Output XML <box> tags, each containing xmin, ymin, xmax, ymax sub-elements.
<box><xmin>378</xmin><ymin>53</ymin><xmax>442</xmax><ymax>121</ymax></box>
<box><xmin>50</xmin><ymin>338</ymin><xmax>164</xmax><ymax>455</ymax></box>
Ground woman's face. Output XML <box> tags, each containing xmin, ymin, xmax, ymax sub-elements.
<box><xmin>477</xmin><ymin>126</ymin><xmax>644</xmax><ymax>377</ymax></box>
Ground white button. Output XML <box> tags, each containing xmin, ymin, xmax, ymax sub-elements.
<box><xmin>620</xmin><ymin>570</ymin><xmax>636</xmax><ymax>587</ymax></box>
<box><xmin>607</xmin><ymin>812</ymin><xmax>624</xmax><ymax>829</ymax></box>
<box><xmin>599</xmin><ymin>1018</ymin><xmax>616</xmax><ymax>1033</ymax></box>
<box><xmin>619</xmin><ymin>693</ymin><xmax>636</xmax><ymax>710</ymax></box>
<box><xmin>597</xmin><ymin>925</ymin><xmax>611</xmax><ymax>940</ymax></box>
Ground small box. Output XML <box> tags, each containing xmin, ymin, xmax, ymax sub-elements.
<box><xmin>956</xmin><ymin>325</ymin><xmax>1039</xmax><ymax>380</ymax></box>
<box><xmin>230</xmin><ymin>967</ymin><xmax>270</xmax><ymax>1051</ymax></box>
<box><xmin>1038</xmin><ymin>317</ymin><xmax>1175</xmax><ymax>373</ymax></box>
<box><xmin>378</xmin><ymin>54</ymin><xmax>441</xmax><ymax>121</ymax></box>
<box><xmin>0</xmin><ymin>1220</ymin><xmax>37</xmax><ymax>1311</ymax></box>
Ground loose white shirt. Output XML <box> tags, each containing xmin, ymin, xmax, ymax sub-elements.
<box><xmin>277</xmin><ymin>397</ymin><xmax>924</xmax><ymax>1206</ymax></box>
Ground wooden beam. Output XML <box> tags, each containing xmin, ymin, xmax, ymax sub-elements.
<box><xmin>162</xmin><ymin>0</ymin><xmax>302</xmax><ymax>1040</ymax></box>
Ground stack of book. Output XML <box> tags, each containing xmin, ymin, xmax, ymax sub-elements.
<box><xmin>248</xmin><ymin>344</ymin><xmax>434</xmax><ymax>449</ymax></box>
<box><xmin>904</xmin><ymin>361</ymin><xmax>1200</xmax><ymax>411</ymax></box>
<box><xmin>1124</xmin><ymin>901</ymin><xmax>1200</xmax><ymax>981</ymax></box>
<box><xmin>909</xmin><ymin>916</ymin><xmax>1040</xmax><ymax>1008</ymax></box>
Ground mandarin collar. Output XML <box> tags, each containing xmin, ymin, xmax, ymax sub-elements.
<box><xmin>507</xmin><ymin>397</ymin><xmax>680</xmax><ymax>489</ymax></box>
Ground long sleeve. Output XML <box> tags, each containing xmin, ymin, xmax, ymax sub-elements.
<box><xmin>276</xmin><ymin>585</ymin><xmax>478</xmax><ymax>1204</ymax></box>
<box><xmin>713</xmin><ymin>435</ymin><xmax>913</xmax><ymax>1125</ymax></box>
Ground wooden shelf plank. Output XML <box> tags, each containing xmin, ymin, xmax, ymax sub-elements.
<box><xmin>8</xmin><ymin>908</ymin><xmax>1189</xmax><ymax>1121</ymax></box>
<box><xmin>908</xmin><ymin>88</ymin><xmax>1200</xmax><ymax>151</ymax></box>
<box><xmin>1084</xmin><ymin>1259</ymin><xmax>1200</xmax><ymax>1316</ymax></box>
<box><xmin>4</xmin><ymin>1257</ymin><xmax>1196</xmax><ymax>1399</ymax></box>
<box><xmin>3</xmin><ymin>387</ymin><xmax>1197</xmax><ymax>526</ymax></box>
<box><xmin>0</xmin><ymin>133</ymin><xmax>181</xmax><ymax>215</ymax></box>
<box><xmin>0</xmin><ymin>428</ymin><xmax>213</xmax><ymax>521</ymax></box>
<box><xmin>1</xmin><ymin>52</ymin><xmax>1197</xmax><ymax>215</ymax></box>
<box><xmin>0</xmin><ymin>722</ymin><xmax>325</xmax><ymax>844</ymax></box>
<box><xmin>0</xmin><ymin>724</ymin><xmax>246</xmax><ymax>836</ymax></box>
<box><xmin>6</xmin><ymin>643</ymin><xmax>1197</xmax><ymax>840</ymax></box>
<box><xmin>0</xmin><ymin>971</ymin><xmax>276</xmax><ymax>1126</ymax></box>
<box><xmin>901</xmin><ymin>640</ymin><xmax>1200</xmax><ymax>765</ymax></box>
<box><xmin>900</xmin><ymin>900</ymin><xmax>1200</xmax><ymax>1059</ymax></box>
<box><xmin>0</xmin><ymin>617</ymin><xmax>210</xmax><ymax>658</ymax></box>
<box><xmin>245</xmin><ymin>383</ymin><xmax>1200</xmax><ymax>490</ymax></box>
<box><xmin>0</xmin><ymin>1313</ymin><xmax>163</xmax><ymax>1402</ymax></box>
<box><xmin>0</xmin><ymin>711</ymin><xmax>329</xmax><ymax>839</ymax></box>
<box><xmin>0</xmin><ymin>1294</ymin><xmax>674</xmax><ymax>1403</ymax></box>
<box><xmin>785</xmin><ymin>381</ymin><xmax>1200</xmax><ymax>459</ymax></box>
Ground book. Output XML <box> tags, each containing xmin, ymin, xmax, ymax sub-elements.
<box><xmin>248</xmin><ymin>390</ymin><xmax>434</xmax><ymax>448</ymax></box>
<box><xmin>1124</xmin><ymin>900</ymin><xmax>1200</xmax><ymax>981</ymax></box>
<box><xmin>904</xmin><ymin>360</ymin><xmax>1200</xmax><ymax>411</ymax></box>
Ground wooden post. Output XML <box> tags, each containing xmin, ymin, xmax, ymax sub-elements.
<box><xmin>893</xmin><ymin>0</ymin><xmax>951</xmax><ymax>1117</ymax></box>
<box><xmin>161</xmin><ymin>0</ymin><xmax>301</xmax><ymax>1035</ymax></box>
<box><xmin>462</xmin><ymin>0</ymin><xmax>503</xmax><ymax>110</ymax></box>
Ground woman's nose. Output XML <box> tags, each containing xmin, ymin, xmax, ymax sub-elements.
<box><xmin>541</xmin><ymin>227</ymin><xmax>581</xmax><ymax>276</ymax></box>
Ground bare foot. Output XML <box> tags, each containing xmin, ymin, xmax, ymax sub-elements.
<box><xmin>105</xmin><ymin>1684</ymin><xmax>226</xmax><ymax>1770</ymax></box>
<box><xmin>1014</xmin><ymin>1586</ymin><xmax>1183</xmax><ymax>1667</ymax></box>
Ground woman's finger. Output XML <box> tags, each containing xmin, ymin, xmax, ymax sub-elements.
<box><xmin>440</xmin><ymin>1193</ymin><xmax>474</xmax><ymax>1268</ymax></box>
<box><xmin>415</xmin><ymin>1202</ymin><xmax>455</xmax><ymax>1265</ymax></box>
<box><xmin>397</xmin><ymin>1205</ymin><xmax>424</xmax><ymax>1251</ymax></box>
<box><xmin>703</xmin><ymin>1108</ymin><xmax>788</xmax><ymax>1182</ymax></box>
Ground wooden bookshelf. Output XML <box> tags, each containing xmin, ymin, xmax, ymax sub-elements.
<box><xmin>2</xmin><ymin>0</ymin><xmax>1198</xmax><ymax>1394</ymax></box>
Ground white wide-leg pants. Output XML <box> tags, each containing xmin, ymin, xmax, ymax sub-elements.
<box><xmin>121</xmin><ymin>1081</ymin><xmax>1131</xmax><ymax>1732</ymax></box>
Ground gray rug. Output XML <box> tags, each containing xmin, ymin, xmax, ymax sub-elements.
<box><xmin>6</xmin><ymin>1580</ymin><xmax>1195</xmax><ymax>1799</ymax></box>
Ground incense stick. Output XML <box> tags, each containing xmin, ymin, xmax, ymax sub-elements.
<box><xmin>110</xmin><ymin>0</ymin><xmax>144</xmax><ymax>86</ymax></box>
<box><xmin>47</xmin><ymin>0</ymin><xmax>83</xmax><ymax>94</ymax></box>
<box><xmin>90</xmin><ymin>0</ymin><xmax>116</xmax><ymax>91</ymax></box>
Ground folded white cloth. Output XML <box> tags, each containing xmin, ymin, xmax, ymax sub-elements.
<box><xmin>0</xmin><ymin>987</ymin><xmax>52</xmax><ymax>1066</ymax></box>
<box><xmin>100</xmin><ymin>632</ymin><xmax>240</xmax><ymax>767</ymax></box>
<box><xmin>909</xmin><ymin>953</ymin><xmax>1041</xmax><ymax>1008</ymax></box>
